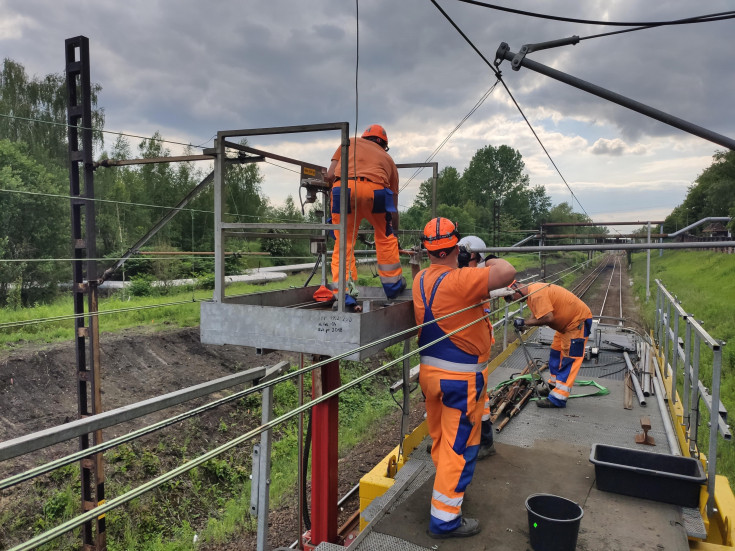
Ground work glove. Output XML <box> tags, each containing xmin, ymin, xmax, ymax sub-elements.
<box><xmin>490</xmin><ymin>287</ymin><xmax>516</xmax><ymax>299</ymax></box>
<box><xmin>513</xmin><ymin>318</ymin><xmax>526</xmax><ymax>329</ymax></box>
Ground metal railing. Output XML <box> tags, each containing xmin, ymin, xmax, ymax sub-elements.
<box><xmin>654</xmin><ymin>279</ymin><xmax>731</xmax><ymax>514</ymax></box>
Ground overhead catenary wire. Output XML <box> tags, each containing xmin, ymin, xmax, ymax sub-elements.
<box><xmin>399</xmin><ymin>79</ymin><xmax>500</xmax><ymax>193</ymax></box>
<box><xmin>0</xmin><ymin>112</ymin><xmax>213</xmax><ymax>152</ymax></box>
<box><xmin>451</xmin><ymin>1</ymin><xmax>735</xmax><ymax>28</ymax></box>
<box><xmin>429</xmin><ymin>0</ymin><xmax>621</xmax><ymax>234</ymax></box>
<box><xmin>6</xmin><ymin>296</ymin><xmax>512</xmax><ymax>551</ymax></box>
<box><xmin>0</xmin><ymin>186</ymin><xmax>314</xmax><ymax>225</ymax></box>
<box><xmin>7</xmin><ymin>247</ymin><xmax>617</xmax><ymax>547</ymax></box>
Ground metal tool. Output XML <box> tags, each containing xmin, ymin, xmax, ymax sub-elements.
<box><xmin>514</xmin><ymin>327</ymin><xmax>550</xmax><ymax>396</ymax></box>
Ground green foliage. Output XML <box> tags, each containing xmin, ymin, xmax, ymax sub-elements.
<box><xmin>129</xmin><ymin>274</ymin><xmax>156</xmax><ymax>297</ymax></box>
<box><xmin>663</xmin><ymin>149</ymin><xmax>735</xmax><ymax>233</ymax></box>
<box><xmin>404</xmin><ymin>144</ymin><xmax>551</xmax><ymax>246</ymax></box>
<box><xmin>0</xmin><ymin>140</ymin><xmax>68</xmax><ymax>306</ymax></box>
<box><xmin>0</xmin><ymin>58</ymin><xmax>104</xmax><ymax>166</ymax></box>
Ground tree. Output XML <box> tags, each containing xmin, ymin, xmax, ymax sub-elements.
<box><xmin>261</xmin><ymin>196</ymin><xmax>309</xmax><ymax>265</ymax></box>
<box><xmin>663</xmin><ymin>150</ymin><xmax>735</xmax><ymax>234</ymax></box>
<box><xmin>0</xmin><ymin>58</ymin><xmax>104</xmax><ymax>168</ymax></box>
<box><xmin>414</xmin><ymin>166</ymin><xmax>464</xmax><ymax>211</ymax></box>
<box><xmin>0</xmin><ymin>140</ymin><xmax>69</xmax><ymax>306</ymax></box>
<box><xmin>460</xmin><ymin>144</ymin><xmax>550</xmax><ymax>239</ymax></box>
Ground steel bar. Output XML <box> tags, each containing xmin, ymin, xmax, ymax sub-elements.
<box><xmin>496</xmin><ymin>43</ymin><xmax>735</xmax><ymax>150</ymax></box>
<box><xmin>623</xmin><ymin>352</ymin><xmax>646</xmax><ymax>407</ymax></box>
<box><xmin>218</xmin><ymin>122</ymin><xmax>348</xmax><ymax>139</ymax></box>
<box><xmin>137</xmin><ymin>250</ymin><xmax>270</xmax><ymax>256</ymax></box>
<box><xmin>652</xmin><ymin>376</ymin><xmax>681</xmax><ymax>456</ymax></box>
<box><xmin>478</xmin><ymin>241</ymin><xmax>735</xmax><ymax>253</ymax></box>
<box><xmin>214</xmin><ymin>137</ymin><xmax>226</xmax><ymax>302</ymax></box>
<box><xmin>254</xmin><ymin>363</ymin><xmax>287</xmax><ymax>551</ymax></box>
<box><xmin>222</xmin><ymin>141</ymin><xmax>324</xmax><ymax>173</ymax></box>
<box><xmin>222</xmin><ymin>222</ymin><xmax>336</xmax><ymax>231</ymax></box>
<box><xmin>667</xmin><ymin>217</ymin><xmax>731</xmax><ymax>238</ymax></box>
<box><xmin>641</xmin><ymin>343</ymin><xmax>651</xmax><ymax>397</ymax></box>
<box><xmin>0</xmin><ymin>364</ymin><xmax>272</xmax><ymax>462</ymax></box>
<box><xmin>541</xmin><ymin>233</ymin><xmax>667</xmax><ymax>239</ymax></box>
<box><xmin>399</xmin><ymin>338</ymin><xmax>411</xmax><ymax>461</ymax></box>
<box><xmin>541</xmin><ymin>221</ymin><xmax>665</xmax><ymax>227</ymax></box>
<box><xmin>708</xmin><ymin>347</ymin><xmax>724</xmax><ymax>515</ymax></box>
<box><xmin>100</xmin><ymin>171</ymin><xmax>215</xmax><ymax>282</ymax></box>
<box><xmin>94</xmin><ymin>154</ymin><xmax>215</xmax><ymax>167</ymax></box>
<box><xmin>0</xmin><ymin>364</ymin><xmax>290</xmax><ymax>491</ymax></box>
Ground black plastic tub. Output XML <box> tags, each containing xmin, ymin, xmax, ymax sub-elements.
<box><xmin>590</xmin><ymin>443</ymin><xmax>706</xmax><ymax>507</ymax></box>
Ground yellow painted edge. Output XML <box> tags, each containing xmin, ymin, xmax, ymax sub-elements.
<box><xmin>651</xmin><ymin>341</ymin><xmax>735</xmax><ymax>547</ymax></box>
<box><xmin>359</xmin><ymin>419</ymin><xmax>429</xmax><ymax>531</ymax></box>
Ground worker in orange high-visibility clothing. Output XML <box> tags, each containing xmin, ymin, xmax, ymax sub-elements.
<box><xmin>505</xmin><ymin>281</ymin><xmax>593</xmax><ymax>408</ymax></box>
<box><xmin>325</xmin><ymin>124</ymin><xmax>406</xmax><ymax>302</ymax></box>
<box><xmin>414</xmin><ymin>218</ymin><xmax>516</xmax><ymax>538</ymax></box>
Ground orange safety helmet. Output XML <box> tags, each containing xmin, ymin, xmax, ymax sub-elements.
<box><xmin>421</xmin><ymin>217</ymin><xmax>460</xmax><ymax>251</ymax></box>
<box><xmin>362</xmin><ymin>124</ymin><xmax>388</xmax><ymax>148</ymax></box>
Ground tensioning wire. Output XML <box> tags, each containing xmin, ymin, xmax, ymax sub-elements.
<box><xmin>6</xmin><ymin>285</ymin><xmax>514</xmax><ymax>551</ymax></box>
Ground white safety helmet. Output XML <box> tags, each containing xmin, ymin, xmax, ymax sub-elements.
<box><xmin>457</xmin><ymin>235</ymin><xmax>487</xmax><ymax>268</ymax></box>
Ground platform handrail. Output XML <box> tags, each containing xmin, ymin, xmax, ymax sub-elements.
<box><xmin>654</xmin><ymin>278</ymin><xmax>730</xmax><ymax>515</ymax></box>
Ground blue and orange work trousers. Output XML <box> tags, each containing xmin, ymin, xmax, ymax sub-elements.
<box><xmin>420</xmin><ymin>362</ymin><xmax>486</xmax><ymax>534</ymax></box>
<box><xmin>547</xmin><ymin>318</ymin><xmax>593</xmax><ymax>407</ymax></box>
<box><xmin>330</xmin><ymin>180</ymin><xmax>405</xmax><ymax>298</ymax></box>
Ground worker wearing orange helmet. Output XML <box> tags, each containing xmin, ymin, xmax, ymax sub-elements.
<box><xmin>506</xmin><ymin>282</ymin><xmax>593</xmax><ymax>408</ymax></box>
<box><xmin>413</xmin><ymin>218</ymin><xmax>516</xmax><ymax>538</ymax></box>
<box><xmin>325</xmin><ymin>124</ymin><xmax>405</xmax><ymax>300</ymax></box>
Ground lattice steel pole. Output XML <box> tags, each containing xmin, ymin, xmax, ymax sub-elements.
<box><xmin>66</xmin><ymin>35</ymin><xmax>106</xmax><ymax>551</ymax></box>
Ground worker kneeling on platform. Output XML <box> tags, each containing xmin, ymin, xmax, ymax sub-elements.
<box><xmin>325</xmin><ymin>124</ymin><xmax>406</xmax><ymax>301</ymax></box>
<box><xmin>413</xmin><ymin>218</ymin><xmax>516</xmax><ymax>538</ymax></box>
<box><xmin>506</xmin><ymin>281</ymin><xmax>593</xmax><ymax>408</ymax></box>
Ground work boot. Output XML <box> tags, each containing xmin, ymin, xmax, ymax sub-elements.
<box><xmin>536</xmin><ymin>398</ymin><xmax>560</xmax><ymax>408</ymax></box>
<box><xmin>477</xmin><ymin>443</ymin><xmax>496</xmax><ymax>460</ymax></box>
<box><xmin>537</xmin><ymin>384</ymin><xmax>552</xmax><ymax>397</ymax></box>
<box><xmin>428</xmin><ymin>517</ymin><xmax>481</xmax><ymax>539</ymax></box>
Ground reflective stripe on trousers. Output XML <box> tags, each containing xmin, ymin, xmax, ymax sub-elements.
<box><xmin>420</xmin><ymin>362</ymin><xmax>486</xmax><ymax>534</ymax></box>
<box><xmin>547</xmin><ymin>318</ymin><xmax>592</xmax><ymax>407</ymax></box>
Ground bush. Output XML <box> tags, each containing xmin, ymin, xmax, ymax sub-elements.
<box><xmin>195</xmin><ymin>273</ymin><xmax>215</xmax><ymax>290</ymax></box>
<box><xmin>129</xmin><ymin>274</ymin><xmax>155</xmax><ymax>297</ymax></box>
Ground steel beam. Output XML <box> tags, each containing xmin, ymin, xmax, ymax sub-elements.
<box><xmin>65</xmin><ymin>35</ymin><xmax>105</xmax><ymax>551</ymax></box>
<box><xmin>310</xmin><ymin>359</ymin><xmax>340</xmax><ymax>545</ymax></box>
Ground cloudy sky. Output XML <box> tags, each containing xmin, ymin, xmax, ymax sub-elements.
<box><xmin>2</xmin><ymin>0</ymin><xmax>734</xmax><ymax>230</ymax></box>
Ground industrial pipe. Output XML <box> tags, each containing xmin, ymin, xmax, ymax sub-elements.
<box><xmin>623</xmin><ymin>351</ymin><xmax>646</xmax><ymax>407</ymax></box>
<box><xmin>652</xmin><ymin>376</ymin><xmax>681</xmax><ymax>456</ymax></box>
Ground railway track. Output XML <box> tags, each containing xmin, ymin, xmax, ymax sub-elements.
<box><xmin>573</xmin><ymin>253</ymin><xmax>625</xmax><ymax>324</ymax></box>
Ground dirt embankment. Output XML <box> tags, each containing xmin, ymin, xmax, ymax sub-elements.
<box><xmin>1</xmin><ymin>327</ymin><xmax>299</xmax><ymax>472</ymax></box>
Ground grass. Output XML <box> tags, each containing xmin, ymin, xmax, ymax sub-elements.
<box><xmin>0</xmin><ymin>252</ymin><xmax>575</xmax><ymax>349</ymax></box>
<box><xmin>3</xmin><ymin>251</ymin><xmax>591</xmax><ymax>549</ymax></box>
<box><xmin>629</xmin><ymin>250</ymin><xmax>735</xmax><ymax>483</ymax></box>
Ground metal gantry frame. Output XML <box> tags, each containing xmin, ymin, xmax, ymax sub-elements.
<box><xmin>211</xmin><ymin>123</ymin><xmax>349</xmax><ymax>310</ymax></box>
<box><xmin>654</xmin><ymin>279</ymin><xmax>731</xmax><ymax>516</ymax></box>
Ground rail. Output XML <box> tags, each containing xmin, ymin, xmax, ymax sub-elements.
<box><xmin>654</xmin><ymin>279</ymin><xmax>731</xmax><ymax>515</ymax></box>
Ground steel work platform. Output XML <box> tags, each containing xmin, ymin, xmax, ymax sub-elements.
<box><xmin>200</xmin><ymin>285</ymin><xmax>415</xmax><ymax>361</ymax></box>
<box><xmin>327</xmin><ymin>325</ymin><xmax>701</xmax><ymax>551</ymax></box>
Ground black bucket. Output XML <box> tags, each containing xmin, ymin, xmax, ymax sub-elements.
<box><xmin>526</xmin><ymin>493</ymin><xmax>583</xmax><ymax>551</ymax></box>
